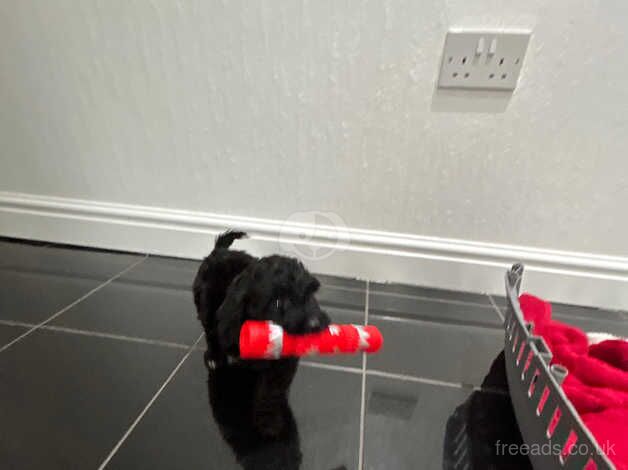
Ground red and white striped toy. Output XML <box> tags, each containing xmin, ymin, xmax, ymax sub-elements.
<box><xmin>239</xmin><ymin>320</ymin><xmax>383</xmax><ymax>359</ymax></box>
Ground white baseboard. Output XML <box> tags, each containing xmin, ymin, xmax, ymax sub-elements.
<box><xmin>1</xmin><ymin>191</ymin><xmax>628</xmax><ymax>311</ymax></box>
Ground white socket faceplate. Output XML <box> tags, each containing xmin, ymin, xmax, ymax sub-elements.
<box><xmin>438</xmin><ymin>31</ymin><xmax>531</xmax><ymax>91</ymax></box>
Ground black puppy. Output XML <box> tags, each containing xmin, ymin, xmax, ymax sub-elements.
<box><xmin>193</xmin><ymin>230</ymin><xmax>331</xmax><ymax>436</ymax></box>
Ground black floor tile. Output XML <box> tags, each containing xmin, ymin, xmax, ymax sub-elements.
<box><xmin>0</xmin><ymin>243</ymin><xmax>143</xmax><ymax>324</ymax></box>
<box><xmin>0</xmin><ymin>323</ymin><xmax>28</xmax><ymax>347</ymax></box>
<box><xmin>316</xmin><ymin>274</ymin><xmax>365</xmax><ymax>312</ymax></box>
<box><xmin>317</xmin><ymin>284</ymin><xmax>365</xmax><ymax>314</ymax></box>
<box><xmin>370</xmin><ymin>281</ymin><xmax>492</xmax><ymax>307</ymax></box>
<box><xmin>107</xmin><ymin>351</ymin><xmax>361</xmax><ymax>470</ymax></box>
<box><xmin>367</xmin><ymin>315</ymin><xmax>503</xmax><ymax>386</ymax></box>
<box><xmin>123</xmin><ymin>256</ymin><xmax>200</xmax><ymax>291</ymax></box>
<box><xmin>369</xmin><ymin>289</ymin><xmax>502</xmax><ymax>327</ymax></box>
<box><xmin>0</xmin><ymin>241</ymin><xmax>142</xmax><ymax>280</ymax></box>
<box><xmin>0</xmin><ymin>270</ymin><xmax>104</xmax><ymax>323</ymax></box>
<box><xmin>50</xmin><ymin>274</ymin><xmax>202</xmax><ymax>346</ymax></box>
<box><xmin>0</xmin><ymin>329</ymin><xmax>187</xmax><ymax>470</ymax></box>
<box><xmin>364</xmin><ymin>356</ymin><xmax>531</xmax><ymax>470</ymax></box>
<box><xmin>316</xmin><ymin>273</ymin><xmax>366</xmax><ymax>290</ymax></box>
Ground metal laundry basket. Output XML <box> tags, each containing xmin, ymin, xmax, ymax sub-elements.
<box><xmin>504</xmin><ymin>264</ymin><xmax>615</xmax><ymax>470</ymax></box>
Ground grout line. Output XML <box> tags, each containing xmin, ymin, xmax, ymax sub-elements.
<box><xmin>488</xmin><ymin>295</ymin><xmax>505</xmax><ymax>323</ymax></box>
<box><xmin>0</xmin><ymin>319</ymin><xmax>34</xmax><ymax>329</ymax></box>
<box><xmin>358</xmin><ymin>280</ymin><xmax>369</xmax><ymax>470</ymax></box>
<box><xmin>0</xmin><ymin>255</ymin><xmax>148</xmax><ymax>354</ymax></box>
<box><xmin>0</xmin><ymin>318</ymin><xmax>191</xmax><ymax>350</ymax></box>
<box><xmin>300</xmin><ymin>361</ymin><xmax>363</xmax><ymax>374</ymax></box>
<box><xmin>301</xmin><ymin>361</ymin><xmax>507</xmax><ymax>396</ymax></box>
<box><xmin>0</xmin><ymin>266</ymin><xmax>133</xmax><ymax>284</ymax></box>
<box><xmin>98</xmin><ymin>332</ymin><xmax>204</xmax><ymax>470</ymax></box>
<box><xmin>42</xmin><ymin>325</ymin><xmax>190</xmax><ymax>350</ymax></box>
<box><xmin>323</xmin><ymin>280</ymin><xmax>495</xmax><ymax>310</ymax></box>
<box><xmin>368</xmin><ymin>313</ymin><xmax>502</xmax><ymax>331</ymax></box>
<box><xmin>321</xmin><ymin>283</ymin><xmax>369</xmax><ymax>295</ymax></box>
<box><xmin>299</xmin><ymin>361</ymin><xmax>503</xmax><ymax>395</ymax></box>
<box><xmin>369</xmin><ymin>288</ymin><xmax>494</xmax><ymax>309</ymax></box>
<box><xmin>366</xmin><ymin>369</ymin><xmax>468</xmax><ymax>389</ymax></box>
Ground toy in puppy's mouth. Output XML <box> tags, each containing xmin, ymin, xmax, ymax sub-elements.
<box><xmin>239</xmin><ymin>320</ymin><xmax>383</xmax><ymax>359</ymax></box>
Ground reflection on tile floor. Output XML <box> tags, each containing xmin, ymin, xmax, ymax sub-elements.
<box><xmin>364</xmin><ymin>352</ymin><xmax>531</xmax><ymax>470</ymax></box>
<box><xmin>0</xmin><ymin>238</ymin><xmax>624</xmax><ymax>469</ymax></box>
<box><xmin>106</xmin><ymin>352</ymin><xmax>361</xmax><ymax>470</ymax></box>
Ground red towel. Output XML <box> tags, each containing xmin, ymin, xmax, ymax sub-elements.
<box><xmin>519</xmin><ymin>294</ymin><xmax>628</xmax><ymax>470</ymax></box>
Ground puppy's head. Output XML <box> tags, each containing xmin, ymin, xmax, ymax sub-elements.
<box><xmin>216</xmin><ymin>255</ymin><xmax>331</xmax><ymax>354</ymax></box>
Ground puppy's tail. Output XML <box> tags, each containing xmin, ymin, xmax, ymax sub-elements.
<box><xmin>214</xmin><ymin>230</ymin><xmax>248</xmax><ymax>250</ymax></box>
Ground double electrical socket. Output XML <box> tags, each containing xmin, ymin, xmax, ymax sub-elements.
<box><xmin>438</xmin><ymin>31</ymin><xmax>531</xmax><ymax>91</ymax></box>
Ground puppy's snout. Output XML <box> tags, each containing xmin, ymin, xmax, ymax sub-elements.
<box><xmin>314</xmin><ymin>311</ymin><xmax>331</xmax><ymax>331</ymax></box>
<box><xmin>304</xmin><ymin>311</ymin><xmax>330</xmax><ymax>333</ymax></box>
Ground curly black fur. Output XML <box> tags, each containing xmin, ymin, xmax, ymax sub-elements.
<box><xmin>193</xmin><ymin>230</ymin><xmax>331</xmax><ymax>437</ymax></box>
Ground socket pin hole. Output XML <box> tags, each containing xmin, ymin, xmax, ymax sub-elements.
<box><xmin>489</xmin><ymin>73</ymin><xmax>495</xmax><ymax>79</ymax></box>
<box><xmin>499</xmin><ymin>58</ymin><xmax>504</xmax><ymax>65</ymax></box>
<box><xmin>462</xmin><ymin>57</ymin><xmax>467</xmax><ymax>64</ymax></box>
<box><xmin>501</xmin><ymin>73</ymin><xmax>507</xmax><ymax>79</ymax></box>
<box><xmin>464</xmin><ymin>72</ymin><xmax>470</xmax><ymax>78</ymax></box>
<box><xmin>452</xmin><ymin>72</ymin><xmax>458</xmax><ymax>77</ymax></box>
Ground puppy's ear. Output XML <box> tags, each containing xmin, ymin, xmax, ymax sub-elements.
<box><xmin>216</xmin><ymin>271</ymin><xmax>250</xmax><ymax>353</ymax></box>
<box><xmin>294</xmin><ymin>264</ymin><xmax>320</xmax><ymax>299</ymax></box>
<box><xmin>305</xmin><ymin>276</ymin><xmax>320</xmax><ymax>296</ymax></box>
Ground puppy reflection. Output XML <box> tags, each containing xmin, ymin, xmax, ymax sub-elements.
<box><xmin>207</xmin><ymin>363</ymin><xmax>302</xmax><ymax>470</ymax></box>
<box><xmin>443</xmin><ymin>351</ymin><xmax>531</xmax><ymax>469</ymax></box>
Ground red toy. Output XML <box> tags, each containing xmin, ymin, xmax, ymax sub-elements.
<box><xmin>239</xmin><ymin>321</ymin><xmax>383</xmax><ymax>359</ymax></box>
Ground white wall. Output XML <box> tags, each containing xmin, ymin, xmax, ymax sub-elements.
<box><xmin>1</xmin><ymin>2</ymin><xmax>627</xmax><ymax>263</ymax></box>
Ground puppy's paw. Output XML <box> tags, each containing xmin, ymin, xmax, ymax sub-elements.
<box><xmin>204</xmin><ymin>350</ymin><xmax>229</xmax><ymax>370</ymax></box>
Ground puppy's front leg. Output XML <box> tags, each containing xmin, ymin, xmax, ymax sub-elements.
<box><xmin>253</xmin><ymin>359</ymin><xmax>298</xmax><ymax>437</ymax></box>
<box><xmin>203</xmin><ymin>328</ymin><xmax>229</xmax><ymax>370</ymax></box>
